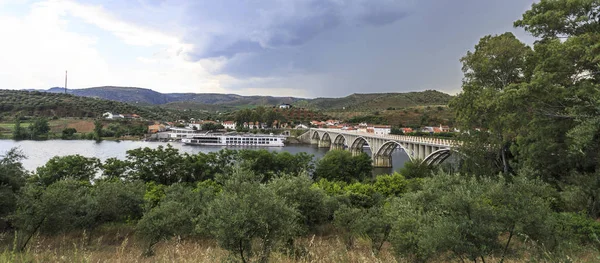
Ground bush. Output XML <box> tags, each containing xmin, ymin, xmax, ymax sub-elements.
<box><xmin>34</xmin><ymin>155</ymin><xmax>101</xmax><ymax>186</ymax></box>
<box><xmin>314</xmin><ymin>150</ymin><xmax>372</xmax><ymax>183</ymax></box>
<box><xmin>205</xmin><ymin>169</ymin><xmax>299</xmax><ymax>262</ymax></box>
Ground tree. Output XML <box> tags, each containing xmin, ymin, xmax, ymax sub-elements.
<box><xmin>28</xmin><ymin>117</ymin><xmax>50</xmax><ymax>139</ymax></box>
<box><xmin>61</xmin><ymin>127</ymin><xmax>77</xmax><ymax>139</ymax></box>
<box><xmin>34</xmin><ymin>155</ymin><xmax>101</xmax><ymax>186</ymax></box>
<box><xmin>205</xmin><ymin>170</ymin><xmax>299</xmax><ymax>263</ymax></box>
<box><xmin>201</xmin><ymin>122</ymin><xmax>224</xmax><ymax>131</ymax></box>
<box><xmin>93</xmin><ymin>120</ymin><xmax>103</xmax><ymax>140</ymax></box>
<box><xmin>314</xmin><ymin>150</ymin><xmax>372</xmax><ymax>183</ymax></box>
<box><xmin>0</xmin><ymin>148</ymin><xmax>28</xmax><ymax>230</ymax></box>
<box><xmin>268</xmin><ymin>175</ymin><xmax>329</xmax><ymax>232</ymax></box>
<box><xmin>386</xmin><ymin>172</ymin><xmax>558</xmax><ymax>262</ymax></box>
<box><xmin>450</xmin><ymin>32</ymin><xmax>534</xmax><ymax>176</ymax></box>
<box><xmin>12</xmin><ymin>118</ymin><xmax>27</xmax><ymax>140</ymax></box>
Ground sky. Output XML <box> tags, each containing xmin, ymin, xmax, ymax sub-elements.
<box><xmin>0</xmin><ymin>0</ymin><xmax>537</xmax><ymax>98</ymax></box>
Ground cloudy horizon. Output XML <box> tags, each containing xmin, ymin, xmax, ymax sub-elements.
<box><xmin>0</xmin><ymin>0</ymin><xmax>536</xmax><ymax>98</ymax></box>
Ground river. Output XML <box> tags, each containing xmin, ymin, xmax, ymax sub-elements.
<box><xmin>0</xmin><ymin>140</ymin><xmax>410</xmax><ymax>175</ymax></box>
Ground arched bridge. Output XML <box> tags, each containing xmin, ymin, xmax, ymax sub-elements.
<box><xmin>309</xmin><ymin>128</ymin><xmax>456</xmax><ymax>167</ymax></box>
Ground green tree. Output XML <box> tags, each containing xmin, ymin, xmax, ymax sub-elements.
<box><xmin>314</xmin><ymin>150</ymin><xmax>372</xmax><ymax>183</ymax></box>
<box><xmin>205</xmin><ymin>170</ymin><xmax>299</xmax><ymax>263</ymax></box>
<box><xmin>61</xmin><ymin>127</ymin><xmax>77</xmax><ymax>139</ymax></box>
<box><xmin>268</xmin><ymin>174</ymin><xmax>329</xmax><ymax>232</ymax></box>
<box><xmin>12</xmin><ymin>118</ymin><xmax>27</xmax><ymax>140</ymax></box>
<box><xmin>0</xmin><ymin>148</ymin><xmax>28</xmax><ymax>230</ymax></box>
<box><xmin>28</xmin><ymin>117</ymin><xmax>50</xmax><ymax>139</ymax></box>
<box><xmin>93</xmin><ymin>119</ymin><xmax>103</xmax><ymax>140</ymax></box>
<box><xmin>34</xmin><ymin>155</ymin><xmax>101</xmax><ymax>186</ymax></box>
<box><xmin>450</xmin><ymin>32</ymin><xmax>534</xmax><ymax>176</ymax></box>
<box><xmin>386</xmin><ymin>172</ymin><xmax>558</xmax><ymax>262</ymax></box>
<box><xmin>201</xmin><ymin>122</ymin><xmax>224</xmax><ymax>131</ymax></box>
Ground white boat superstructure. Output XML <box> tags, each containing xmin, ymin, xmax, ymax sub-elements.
<box><xmin>182</xmin><ymin>133</ymin><xmax>285</xmax><ymax>147</ymax></box>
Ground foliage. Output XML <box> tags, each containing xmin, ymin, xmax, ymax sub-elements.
<box><xmin>61</xmin><ymin>127</ymin><xmax>77</xmax><ymax>139</ymax></box>
<box><xmin>28</xmin><ymin>117</ymin><xmax>50</xmax><ymax>139</ymax></box>
<box><xmin>386</xmin><ymin>172</ymin><xmax>558</xmax><ymax>262</ymax></box>
<box><xmin>205</xmin><ymin>170</ymin><xmax>299</xmax><ymax>263</ymax></box>
<box><xmin>0</xmin><ymin>89</ymin><xmax>200</xmax><ymax>121</ymax></box>
<box><xmin>201</xmin><ymin>122</ymin><xmax>224</xmax><ymax>131</ymax></box>
<box><xmin>268</xmin><ymin>175</ymin><xmax>329</xmax><ymax>232</ymax></box>
<box><xmin>372</xmin><ymin>173</ymin><xmax>409</xmax><ymax>197</ymax></box>
<box><xmin>0</xmin><ymin>148</ymin><xmax>28</xmax><ymax>230</ymax></box>
<box><xmin>314</xmin><ymin>150</ymin><xmax>372</xmax><ymax>183</ymax></box>
<box><xmin>398</xmin><ymin>159</ymin><xmax>434</xmax><ymax>179</ymax></box>
<box><xmin>12</xmin><ymin>118</ymin><xmax>28</xmax><ymax>140</ymax></box>
<box><xmin>34</xmin><ymin>155</ymin><xmax>101</xmax><ymax>186</ymax></box>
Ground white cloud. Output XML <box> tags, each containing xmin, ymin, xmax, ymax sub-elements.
<box><xmin>0</xmin><ymin>0</ymin><xmax>259</xmax><ymax>95</ymax></box>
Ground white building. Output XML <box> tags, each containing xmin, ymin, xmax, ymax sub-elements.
<box><xmin>373</xmin><ymin>125</ymin><xmax>391</xmax><ymax>135</ymax></box>
<box><xmin>102</xmin><ymin>112</ymin><xmax>123</xmax><ymax>119</ymax></box>
<box><xmin>222</xmin><ymin>121</ymin><xmax>236</xmax><ymax>130</ymax></box>
<box><xmin>278</xmin><ymin>104</ymin><xmax>292</xmax><ymax>109</ymax></box>
<box><xmin>295</xmin><ymin>124</ymin><xmax>308</xmax><ymax>129</ymax></box>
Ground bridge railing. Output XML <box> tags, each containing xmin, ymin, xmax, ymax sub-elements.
<box><xmin>312</xmin><ymin>128</ymin><xmax>456</xmax><ymax>147</ymax></box>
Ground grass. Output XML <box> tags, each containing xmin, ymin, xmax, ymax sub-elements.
<box><xmin>1</xmin><ymin>228</ymin><xmax>598</xmax><ymax>263</ymax></box>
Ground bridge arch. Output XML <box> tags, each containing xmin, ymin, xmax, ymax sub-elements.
<box><xmin>374</xmin><ymin>141</ymin><xmax>414</xmax><ymax>161</ymax></box>
<box><xmin>310</xmin><ymin>130</ymin><xmax>321</xmax><ymax>145</ymax></box>
<box><xmin>349</xmin><ymin>136</ymin><xmax>371</xmax><ymax>156</ymax></box>
<box><xmin>319</xmin><ymin>132</ymin><xmax>332</xmax><ymax>148</ymax></box>
<box><xmin>331</xmin><ymin>134</ymin><xmax>347</xmax><ymax>150</ymax></box>
<box><xmin>423</xmin><ymin>148</ymin><xmax>453</xmax><ymax>166</ymax></box>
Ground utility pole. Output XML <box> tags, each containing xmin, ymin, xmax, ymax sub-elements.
<box><xmin>64</xmin><ymin>70</ymin><xmax>68</xmax><ymax>94</ymax></box>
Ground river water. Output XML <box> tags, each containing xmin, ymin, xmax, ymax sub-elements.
<box><xmin>0</xmin><ymin>140</ymin><xmax>410</xmax><ymax>175</ymax></box>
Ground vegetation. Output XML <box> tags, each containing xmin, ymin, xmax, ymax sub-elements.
<box><xmin>0</xmin><ymin>90</ymin><xmax>206</xmax><ymax>121</ymax></box>
<box><xmin>1</xmin><ymin>1</ymin><xmax>600</xmax><ymax>262</ymax></box>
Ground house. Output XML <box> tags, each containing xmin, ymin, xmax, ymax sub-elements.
<box><xmin>373</xmin><ymin>125</ymin><xmax>391</xmax><ymax>135</ymax></box>
<box><xmin>121</xmin><ymin>114</ymin><xmax>134</xmax><ymax>119</ymax></box>
<box><xmin>248</xmin><ymin>122</ymin><xmax>257</xmax><ymax>129</ymax></box>
<box><xmin>422</xmin><ymin>126</ymin><xmax>442</xmax><ymax>133</ymax></box>
<box><xmin>222</xmin><ymin>121</ymin><xmax>236</xmax><ymax>130</ymax></box>
<box><xmin>102</xmin><ymin>112</ymin><xmax>123</xmax><ymax>119</ymax></box>
<box><xmin>278</xmin><ymin>103</ymin><xmax>292</xmax><ymax>109</ymax></box>
<box><xmin>439</xmin><ymin>124</ymin><xmax>450</xmax><ymax>132</ymax></box>
<box><xmin>132</xmin><ymin>114</ymin><xmax>141</xmax><ymax>119</ymax></box>
<box><xmin>295</xmin><ymin>124</ymin><xmax>309</xmax><ymax>129</ymax></box>
<box><xmin>357</xmin><ymin>123</ymin><xmax>368</xmax><ymax>133</ymax></box>
<box><xmin>325</xmin><ymin>119</ymin><xmax>340</xmax><ymax>126</ymax></box>
<box><xmin>401</xmin><ymin>128</ymin><xmax>413</xmax><ymax>134</ymax></box>
<box><xmin>148</xmin><ymin>124</ymin><xmax>166</xmax><ymax>133</ymax></box>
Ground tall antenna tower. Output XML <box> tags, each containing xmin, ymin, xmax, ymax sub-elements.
<box><xmin>64</xmin><ymin>70</ymin><xmax>68</xmax><ymax>94</ymax></box>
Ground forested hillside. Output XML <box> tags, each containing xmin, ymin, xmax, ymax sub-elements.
<box><xmin>39</xmin><ymin>86</ymin><xmax>453</xmax><ymax>112</ymax></box>
<box><xmin>0</xmin><ymin>90</ymin><xmax>203</xmax><ymax>120</ymax></box>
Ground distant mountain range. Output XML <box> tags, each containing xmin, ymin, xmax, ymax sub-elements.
<box><xmin>37</xmin><ymin>86</ymin><xmax>452</xmax><ymax>111</ymax></box>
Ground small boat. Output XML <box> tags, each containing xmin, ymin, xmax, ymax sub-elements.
<box><xmin>182</xmin><ymin>133</ymin><xmax>285</xmax><ymax>147</ymax></box>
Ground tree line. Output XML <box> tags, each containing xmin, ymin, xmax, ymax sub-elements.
<box><xmin>1</xmin><ymin>145</ymin><xmax>599</xmax><ymax>262</ymax></box>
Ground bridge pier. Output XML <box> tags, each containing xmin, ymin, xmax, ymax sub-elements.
<box><xmin>318</xmin><ymin>139</ymin><xmax>331</xmax><ymax>148</ymax></box>
<box><xmin>373</xmin><ymin>154</ymin><xmax>392</xmax><ymax>168</ymax></box>
<box><xmin>330</xmin><ymin>144</ymin><xmax>344</xmax><ymax>151</ymax></box>
<box><xmin>311</xmin><ymin>138</ymin><xmax>319</xmax><ymax>145</ymax></box>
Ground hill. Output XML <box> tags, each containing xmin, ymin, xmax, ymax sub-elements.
<box><xmin>39</xmin><ymin>86</ymin><xmax>452</xmax><ymax>112</ymax></box>
<box><xmin>45</xmin><ymin>86</ymin><xmax>303</xmax><ymax>107</ymax></box>
<box><xmin>0</xmin><ymin>90</ymin><xmax>205</xmax><ymax>121</ymax></box>
<box><xmin>299</xmin><ymin>90</ymin><xmax>452</xmax><ymax>111</ymax></box>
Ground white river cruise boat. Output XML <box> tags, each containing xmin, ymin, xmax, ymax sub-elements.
<box><xmin>182</xmin><ymin>133</ymin><xmax>285</xmax><ymax>147</ymax></box>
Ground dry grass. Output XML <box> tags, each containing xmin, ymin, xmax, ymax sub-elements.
<box><xmin>1</xmin><ymin>230</ymin><xmax>598</xmax><ymax>263</ymax></box>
